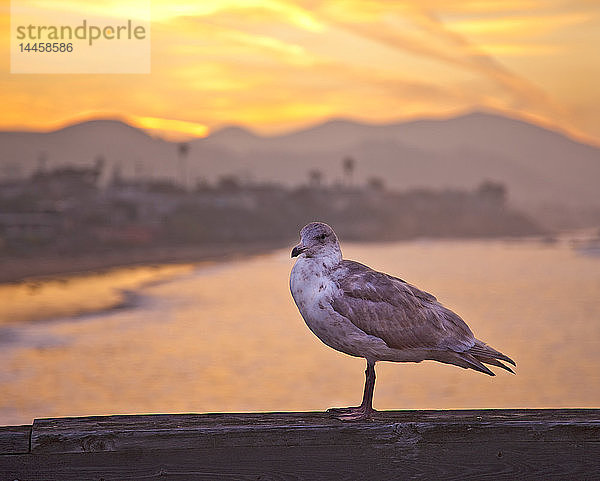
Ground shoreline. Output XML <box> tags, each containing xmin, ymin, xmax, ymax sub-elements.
<box><xmin>0</xmin><ymin>264</ymin><xmax>193</xmax><ymax>326</ymax></box>
<box><xmin>0</xmin><ymin>242</ymin><xmax>286</xmax><ymax>326</ymax></box>
<box><xmin>0</xmin><ymin>241</ymin><xmax>287</xmax><ymax>285</ymax></box>
<box><xmin>2</xmin><ymin>230</ymin><xmax>592</xmax><ymax>286</ymax></box>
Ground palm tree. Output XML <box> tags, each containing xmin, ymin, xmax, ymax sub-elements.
<box><xmin>308</xmin><ymin>169</ymin><xmax>323</xmax><ymax>188</ymax></box>
<box><xmin>177</xmin><ymin>142</ymin><xmax>190</xmax><ymax>189</ymax></box>
<box><xmin>342</xmin><ymin>156</ymin><xmax>355</xmax><ymax>187</ymax></box>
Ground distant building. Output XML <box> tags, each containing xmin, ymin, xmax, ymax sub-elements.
<box><xmin>0</xmin><ymin>212</ymin><xmax>62</xmax><ymax>242</ymax></box>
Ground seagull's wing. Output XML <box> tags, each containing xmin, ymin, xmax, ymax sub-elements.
<box><xmin>331</xmin><ymin>260</ymin><xmax>476</xmax><ymax>353</ymax></box>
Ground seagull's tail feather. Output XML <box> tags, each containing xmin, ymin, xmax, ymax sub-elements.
<box><xmin>475</xmin><ymin>356</ymin><xmax>515</xmax><ymax>374</ymax></box>
<box><xmin>434</xmin><ymin>351</ymin><xmax>496</xmax><ymax>376</ymax></box>
<box><xmin>437</xmin><ymin>339</ymin><xmax>516</xmax><ymax>376</ymax></box>
<box><xmin>457</xmin><ymin>352</ymin><xmax>496</xmax><ymax>376</ymax></box>
<box><xmin>469</xmin><ymin>340</ymin><xmax>516</xmax><ymax>366</ymax></box>
<box><xmin>466</xmin><ymin>339</ymin><xmax>516</xmax><ymax>375</ymax></box>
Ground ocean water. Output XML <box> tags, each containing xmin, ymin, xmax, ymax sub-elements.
<box><xmin>1</xmin><ymin>238</ymin><xmax>599</xmax><ymax>426</ymax></box>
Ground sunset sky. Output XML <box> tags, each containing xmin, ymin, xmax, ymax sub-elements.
<box><xmin>1</xmin><ymin>0</ymin><xmax>599</xmax><ymax>144</ymax></box>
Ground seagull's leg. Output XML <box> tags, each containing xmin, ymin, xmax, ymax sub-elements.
<box><xmin>327</xmin><ymin>360</ymin><xmax>377</xmax><ymax>420</ymax></box>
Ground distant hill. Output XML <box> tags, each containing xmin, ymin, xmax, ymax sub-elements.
<box><xmin>1</xmin><ymin>112</ymin><xmax>599</xmax><ymax>209</ymax></box>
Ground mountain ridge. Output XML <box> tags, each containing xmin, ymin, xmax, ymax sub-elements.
<box><xmin>1</xmin><ymin>111</ymin><xmax>598</xmax><ymax>209</ymax></box>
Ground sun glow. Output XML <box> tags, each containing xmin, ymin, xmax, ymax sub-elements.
<box><xmin>1</xmin><ymin>0</ymin><xmax>599</xmax><ymax>143</ymax></box>
<box><xmin>131</xmin><ymin>116</ymin><xmax>210</xmax><ymax>140</ymax></box>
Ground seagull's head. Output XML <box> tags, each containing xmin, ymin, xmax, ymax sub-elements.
<box><xmin>291</xmin><ymin>222</ymin><xmax>341</xmax><ymax>263</ymax></box>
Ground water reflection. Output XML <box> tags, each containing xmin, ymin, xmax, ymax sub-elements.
<box><xmin>1</xmin><ymin>238</ymin><xmax>599</xmax><ymax>425</ymax></box>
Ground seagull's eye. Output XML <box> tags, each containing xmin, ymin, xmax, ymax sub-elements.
<box><xmin>318</xmin><ymin>233</ymin><xmax>327</xmax><ymax>240</ymax></box>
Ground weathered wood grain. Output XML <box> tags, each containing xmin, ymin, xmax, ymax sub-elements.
<box><xmin>1</xmin><ymin>410</ymin><xmax>598</xmax><ymax>480</ymax></box>
<box><xmin>29</xmin><ymin>409</ymin><xmax>600</xmax><ymax>454</ymax></box>
<box><xmin>0</xmin><ymin>424</ymin><xmax>30</xmax><ymax>454</ymax></box>
<box><xmin>1</xmin><ymin>440</ymin><xmax>598</xmax><ymax>480</ymax></box>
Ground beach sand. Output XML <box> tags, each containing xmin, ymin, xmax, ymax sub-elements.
<box><xmin>0</xmin><ymin>241</ymin><xmax>284</xmax><ymax>324</ymax></box>
<box><xmin>0</xmin><ymin>263</ymin><xmax>196</xmax><ymax>325</ymax></box>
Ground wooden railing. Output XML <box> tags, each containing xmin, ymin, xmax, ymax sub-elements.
<box><xmin>1</xmin><ymin>409</ymin><xmax>599</xmax><ymax>479</ymax></box>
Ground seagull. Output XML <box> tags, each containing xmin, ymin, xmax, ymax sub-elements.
<box><xmin>290</xmin><ymin>222</ymin><xmax>515</xmax><ymax>421</ymax></box>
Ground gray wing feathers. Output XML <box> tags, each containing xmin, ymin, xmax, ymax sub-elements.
<box><xmin>331</xmin><ymin>260</ymin><xmax>516</xmax><ymax>375</ymax></box>
<box><xmin>331</xmin><ymin>261</ymin><xmax>475</xmax><ymax>353</ymax></box>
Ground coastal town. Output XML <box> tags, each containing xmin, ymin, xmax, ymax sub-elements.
<box><xmin>0</xmin><ymin>156</ymin><xmax>541</xmax><ymax>263</ymax></box>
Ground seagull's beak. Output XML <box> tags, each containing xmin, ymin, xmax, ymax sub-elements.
<box><xmin>291</xmin><ymin>243</ymin><xmax>307</xmax><ymax>258</ymax></box>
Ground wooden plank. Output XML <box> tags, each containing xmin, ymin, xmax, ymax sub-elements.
<box><xmin>1</xmin><ymin>439</ymin><xmax>598</xmax><ymax>480</ymax></box>
<box><xmin>0</xmin><ymin>424</ymin><xmax>31</xmax><ymax>454</ymax></box>
<box><xmin>30</xmin><ymin>409</ymin><xmax>600</xmax><ymax>454</ymax></box>
<box><xmin>0</xmin><ymin>410</ymin><xmax>597</xmax><ymax>480</ymax></box>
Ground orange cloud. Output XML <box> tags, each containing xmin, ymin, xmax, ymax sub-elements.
<box><xmin>447</xmin><ymin>12</ymin><xmax>590</xmax><ymax>36</ymax></box>
<box><xmin>152</xmin><ymin>0</ymin><xmax>323</xmax><ymax>31</ymax></box>
<box><xmin>473</xmin><ymin>43</ymin><xmax>565</xmax><ymax>57</ymax></box>
<box><xmin>0</xmin><ymin>0</ymin><xmax>599</xmax><ymax>146</ymax></box>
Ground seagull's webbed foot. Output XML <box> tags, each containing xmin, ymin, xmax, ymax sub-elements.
<box><xmin>328</xmin><ymin>360</ymin><xmax>377</xmax><ymax>421</ymax></box>
<box><xmin>327</xmin><ymin>405</ymin><xmax>376</xmax><ymax>421</ymax></box>
<box><xmin>326</xmin><ymin>406</ymin><xmax>361</xmax><ymax>415</ymax></box>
